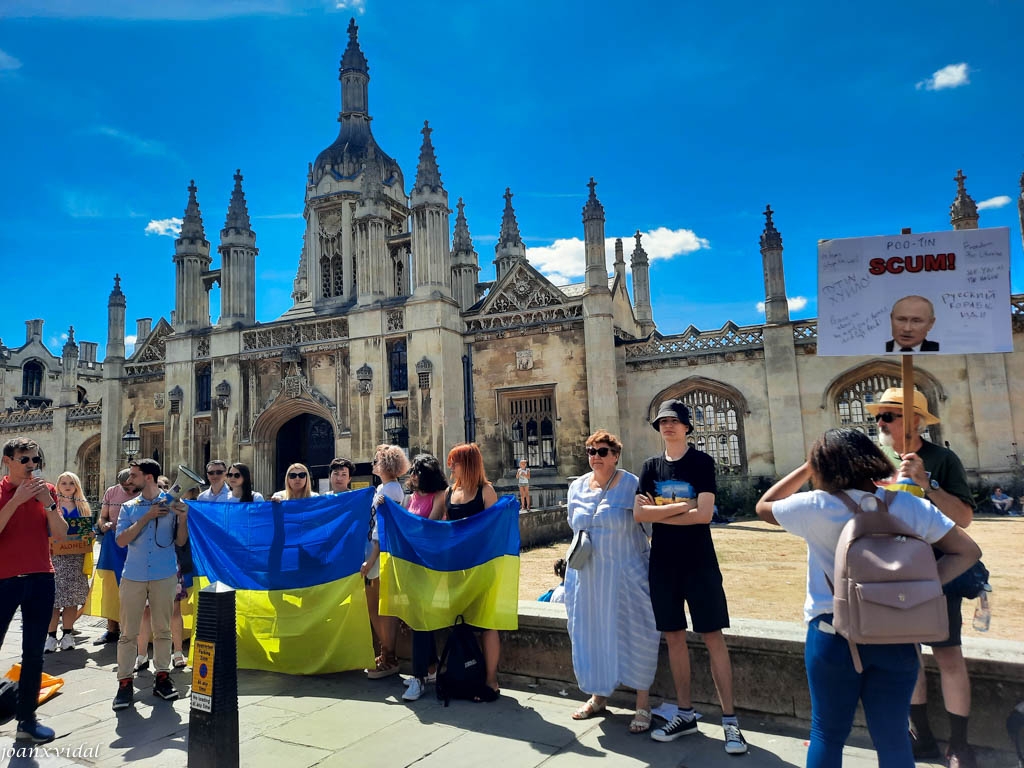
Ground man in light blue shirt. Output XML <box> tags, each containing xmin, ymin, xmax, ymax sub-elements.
<box><xmin>197</xmin><ymin>459</ymin><xmax>232</xmax><ymax>503</ymax></box>
<box><xmin>112</xmin><ymin>458</ymin><xmax>188</xmax><ymax>711</ymax></box>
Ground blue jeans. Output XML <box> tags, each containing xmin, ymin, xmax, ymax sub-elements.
<box><xmin>0</xmin><ymin>573</ymin><xmax>56</xmax><ymax>722</ymax></box>
<box><xmin>805</xmin><ymin>615</ymin><xmax>919</xmax><ymax>768</ymax></box>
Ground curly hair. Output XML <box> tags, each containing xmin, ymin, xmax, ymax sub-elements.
<box><xmin>808</xmin><ymin>428</ymin><xmax>895</xmax><ymax>493</ymax></box>
<box><xmin>585</xmin><ymin>429</ymin><xmax>622</xmax><ymax>454</ymax></box>
<box><xmin>408</xmin><ymin>453</ymin><xmax>448</xmax><ymax>494</ymax></box>
<box><xmin>374</xmin><ymin>444</ymin><xmax>410</xmax><ymax>480</ymax></box>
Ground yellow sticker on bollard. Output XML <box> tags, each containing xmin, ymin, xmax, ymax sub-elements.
<box><xmin>192</xmin><ymin>640</ymin><xmax>215</xmax><ymax>696</ymax></box>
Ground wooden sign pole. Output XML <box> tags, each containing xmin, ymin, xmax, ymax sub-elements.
<box><xmin>900</xmin><ymin>228</ymin><xmax>915</xmax><ymax>450</ymax></box>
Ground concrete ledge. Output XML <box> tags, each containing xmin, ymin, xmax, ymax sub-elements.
<box><xmin>501</xmin><ymin>601</ymin><xmax>1024</xmax><ymax>751</ymax></box>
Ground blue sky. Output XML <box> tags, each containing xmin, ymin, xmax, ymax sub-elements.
<box><xmin>1</xmin><ymin>0</ymin><xmax>1021</xmax><ymax>356</ymax></box>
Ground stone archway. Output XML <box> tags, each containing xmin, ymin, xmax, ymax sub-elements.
<box><xmin>76</xmin><ymin>435</ymin><xmax>102</xmax><ymax>505</ymax></box>
<box><xmin>250</xmin><ymin>393</ymin><xmax>338</xmax><ymax>497</ymax></box>
<box><xmin>275</xmin><ymin>414</ymin><xmax>335</xmax><ymax>493</ymax></box>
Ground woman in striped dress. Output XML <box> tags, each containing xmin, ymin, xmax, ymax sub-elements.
<box><xmin>565</xmin><ymin>430</ymin><xmax>661</xmax><ymax>734</ymax></box>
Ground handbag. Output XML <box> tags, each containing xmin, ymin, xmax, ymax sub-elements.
<box><xmin>943</xmin><ymin>559</ymin><xmax>989</xmax><ymax>600</ymax></box>
<box><xmin>565</xmin><ymin>470</ymin><xmax>618</xmax><ymax>570</ymax></box>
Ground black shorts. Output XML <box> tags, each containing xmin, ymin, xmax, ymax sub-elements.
<box><xmin>649</xmin><ymin>553</ymin><xmax>730</xmax><ymax>634</ymax></box>
<box><xmin>924</xmin><ymin>593</ymin><xmax>962</xmax><ymax>648</ymax></box>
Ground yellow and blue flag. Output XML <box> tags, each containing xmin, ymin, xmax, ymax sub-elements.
<box><xmin>377</xmin><ymin>495</ymin><xmax>520</xmax><ymax>631</ymax></box>
<box><xmin>187</xmin><ymin>490</ymin><xmax>375</xmax><ymax>675</ymax></box>
<box><xmin>83</xmin><ymin>533</ymin><xmax>127</xmax><ymax>621</ymax></box>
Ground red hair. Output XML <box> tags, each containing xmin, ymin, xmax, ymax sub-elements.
<box><xmin>446</xmin><ymin>443</ymin><xmax>488</xmax><ymax>492</ymax></box>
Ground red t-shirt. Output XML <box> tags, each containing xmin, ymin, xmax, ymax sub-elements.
<box><xmin>0</xmin><ymin>476</ymin><xmax>56</xmax><ymax>579</ymax></box>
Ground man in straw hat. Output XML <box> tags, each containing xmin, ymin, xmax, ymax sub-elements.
<box><xmin>866</xmin><ymin>387</ymin><xmax>977</xmax><ymax>768</ymax></box>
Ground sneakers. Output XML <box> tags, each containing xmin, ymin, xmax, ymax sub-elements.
<box><xmin>153</xmin><ymin>671</ymin><xmax>179</xmax><ymax>701</ymax></box>
<box><xmin>43</xmin><ymin>635</ymin><xmax>58</xmax><ymax>653</ymax></box>
<box><xmin>134</xmin><ymin>654</ymin><xmax>150</xmax><ymax>673</ymax></box>
<box><xmin>946</xmin><ymin>745</ymin><xmax>978</xmax><ymax>768</ymax></box>
<box><xmin>172</xmin><ymin>651</ymin><xmax>188</xmax><ymax>669</ymax></box>
<box><xmin>402</xmin><ymin>677</ymin><xmax>425</xmax><ymax>701</ymax></box>
<box><xmin>723</xmin><ymin>723</ymin><xmax>749</xmax><ymax>755</ymax></box>
<box><xmin>59</xmin><ymin>632</ymin><xmax>76</xmax><ymax>650</ymax></box>
<box><xmin>16</xmin><ymin>718</ymin><xmax>55</xmax><ymax>744</ymax></box>
<box><xmin>93</xmin><ymin>630</ymin><xmax>120</xmax><ymax>645</ymax></box>
<box><xmin>403</xmin><ymin>670</ymin><xmax>436</xmax><ymax>686</ymax></box>
<box><xmin>910</xmin><ymin>729</ymin><xmax>941</xmax><ymax>760</ymax></box>
<box><xmin>651</xmin><ymin>713</ymin><xmax>699</xmax><ymax>742</ymax></box>
<box><xmin>112</xmin><ymin>678</ymin><xmax>134</xmax><ymax>711</ymax></box>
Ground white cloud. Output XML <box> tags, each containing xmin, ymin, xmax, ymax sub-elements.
<box><xmin>145</xmin><ymin>218</ymin><xmax>182</xmax><ymax>237</ymax></box>
<box><xmin>336</xmin><ymin>0</ymin><xmax>366</xmax><ymax>11</ymax></box>
<box><xmin>756</xmin><ymin>296</ymin><xmax>808</xmax><ymax>314</ymax></box>
<box><xmin>526</xmin><ymin>226</ymin><xmax>709</xmax><ymax>286</ymax></box>
<box><xmin>0</xmin><ymin>48</ymin><xmax>22</xmax><ymax>71</ymax></box>
<box><xmin>916</xmin><ymin>63</ymin><xmax>970</xmax><ymax>91</ymax></box>
<box><xmin>124</xmin><ymin>334</ymin><xmax>137</xmax><ymax>355</ymax></box>
<box><xmin>93</xmin><ymin>125</ymin><xmax>167</xmax><ymax>156</ymax></box>
<box><xmin>977</xmin><ymin>195</ymin><xmax>1012</xmax><ymax>211</ymax></box>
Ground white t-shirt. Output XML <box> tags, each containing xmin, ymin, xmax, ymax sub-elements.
<box><xmin>365</xmin><ymin>480</ymin><xmax>405</xmax><ymax>579</ymax></box>
<box><xmin>226</xmin><ymin>492</ymin><xmax>265</xmax><ymax>503</ymax></box>
<box><xmin>771</xmin><ymin>488</ymin><xmax>955</xmax><ymax>623</ymax></box>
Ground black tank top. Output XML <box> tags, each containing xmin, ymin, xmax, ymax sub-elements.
<box><xmin>445</xmin><ymin>484</ymin><xmax>485</xmax><ymax>521</ymax></box>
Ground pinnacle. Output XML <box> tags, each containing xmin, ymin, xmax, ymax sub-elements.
<box><xmin>223</xmin><ymin>169</ymin><xmax>253</xmax><ymax>233</ymax></box>
<box><xmin>760</xmin><ymin>204</ymin><xmax>783</xmax><ymax>250</ymax></box>
<box><xmin>413</xmin><ymin>120</ymin><xmax>443</xmax><ymax>193</ymax></box>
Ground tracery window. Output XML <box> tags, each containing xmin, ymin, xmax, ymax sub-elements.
<box><xmin>331</xmin><ymin>255</ymin><xmax>344</xmax><ymax>297</ymax></box>
<box><xmin>666</xmin><ymin>385</ymin><xmax>747</xmax><ymax>475</ymax></box>
<box><xmin>195</xmin><ymin>365</ymin><xmax>212</xmax><ymax>412</ymax></box>
<box><xmin>320</xmin><ymin>255</ymin><xmax>331</xmax><ymax>298</ymax></box>
<box><xmin>386</xmin><ymin>338</ymin><xmax>408</xmax><ymax>392</ymax></box>
<box><xmin>506</xmin><ymin>390</ymin><xmax>556</xmax><ymax>470</ymax></box>
<box><xmin>22</xmin><ymin>360</ymin><xmax>43</xmax><ymax>397</ymax></box>
<box><xmin>835</xmin><ymin>373</ymin><xmax>937</xmax><ymax>443</ymax></box>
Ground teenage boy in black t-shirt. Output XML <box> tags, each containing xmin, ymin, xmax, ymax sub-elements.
<box><xmin>634</xmin><ymin>399</ymin><xmax>747</xmax><ymax>755</ymax></box>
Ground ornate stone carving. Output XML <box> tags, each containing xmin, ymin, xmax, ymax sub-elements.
<box><xmin>386</xmin><ymin>309</ymin><xmax>404</xmax><ymax>332</ymax></box>
<box><xmin>356</xmin><ymin>363</ymin><xmax>373</xmax><ymax>395</ymax></box>
<box><xmin>67</xmin><ymin>403</ymin><xmax>102</xmax><ymax>424</ymax></box>
<box><xmin>154</xmin><ymin>393</ymin><xmax>165</xmax><ymax>409</ymax></box>
<box><xmin>516</xmin><ymin>350</ymin><xmax>534</xmax><ymax>370</ymax></box>
<box><xmin>623</xmin><ymin>322</ymin><xmax>765</xmax><ymax>362</ymax></box>
<box><xmin>215</xmin><ymin>380</ymin><xmax>231</xmax><ymax>409</ymax></box>
<box><xmin>319</xmin><ymin>209</ymin><xmax>344</xmax><ymax>236</ymax></box>
<box><xmin>242</xmin><ymin>318</ymin><xmax>349</xmax><ymax>352</ymax></box>
<box><xmin>465</xmin><ymin>304</ymin><xmax>583</xmax><ymax>333</ymax></box>
<box><xmin>196</xmin><ymin>336</ymin><xmax>210</xmax><ymax>358</ymax></box>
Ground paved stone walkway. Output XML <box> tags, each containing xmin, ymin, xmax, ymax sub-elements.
<box><xmin>1</xmin><ymin>617</ymin><xmax>1014</xmax><ymax>767</ymax></box>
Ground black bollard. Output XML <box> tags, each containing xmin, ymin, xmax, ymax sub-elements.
<box><xmin>187</xmin><ymin>581</ymin><xmax>238</xmax><ymax>768</ymax></box>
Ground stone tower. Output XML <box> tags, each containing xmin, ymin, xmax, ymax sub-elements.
<box><xmin>630</xmin><ymin>231</ymin><xmax>655</xmax><ymax>335</ymax></box>
<box><xmin>581</xmin><ymin>179</ymin><xmax>619</xmax><ymax>435</ymax></box>
<box><xmin>173</xmin><ymin>181</ymin><xmax>212</xmax><ymax>330</ymax></box>
<box><xmin>59</xmin><ymin>326</ymin><xmax>79</xmax><ymax>407</ymax></box>
<box><xmin>760</xmin><ymin>205</ymin><xmax>789</xmax><ymax>324</ymax></box>
<box><xmin>105</xmin><ymin>275</ymin><xmax>126</xmax><ymax>361</ymax></box>
<box><xmin>450</xmin><ymin>198</ymin><xmax>480</xmax><ymax>311</ymax></box>
<box><xmin>493</xmin><ymin>188</ymin><xmax>526</xmax><ymax>282</ymax></box>
<box><xmin>410</xmin><ymin>121</ymin><xmax>451</xmax><ymax>298</ymax></box>
<box><xmin>949</xmin><ymin>169</ymin><xmax>979</xmax><ymax>230</ymax></box>
<box><xmin>612</xmin><ymin>237</ymin><xmax>626</xmax><ymax>285</ymax></box>
<box><xmin>218</xmin><ymin>170</ymin><xmax>258</xmax><ymax>326</ymax></box>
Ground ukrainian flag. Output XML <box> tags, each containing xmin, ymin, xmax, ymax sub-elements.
<box><xmin>377</xmin><ymin>495</ymin><xmax>520</xmax><ymax>631</ymax></box>
<box><xmin>83</xmin><ymin>533</ymin><xmax>127</xmax><ymax>621</ymax></box>
<box><xmin>187</xmin><ymin>490</ymin><xmax>375</xmax><ymax>675</ymax></box>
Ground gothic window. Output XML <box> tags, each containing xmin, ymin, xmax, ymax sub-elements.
<box><xmin>82</xmin><ymin>442</ymin><xmax>100</xmax><ymax>504</ymax></box>
<box><xmin>504</xmin><ymin>390</ymin><xmax>556</xmax><ymax>470</ymax></box>
<box><xmin>386</xmin><ymin>338</ymin><xmax>408</xmax><ymax>392</ymax></box>
<box><xmin>834</xmin><ymin>372</ymin><xmax>937</xmax><ymax>443</ymax></box>
<box><xmin>351</xmin><ymin>255</ymin><xmax>357</xmax><ymax>295</ymax></box>
<box><xmin>331</xmin><ymin>255</ymin><xmax>344</xmax><ymax>297</ymax></box>
<box><xmin>320</xmin><ymin>255</ymin><xmax>331</xmax><ymax>299</ymax></box>
<box><xmin>22</xmin><ymin>360</ymin><xmax>43</xmax><ymax>397</ymax></box>
<box><xmin>651</xmin><ymin>380</ymin><xmax>748</xmax><ymax>475</ymax></box>
<box><xmin>195</xmin><ymin>366</ymin><xmax>212</xmax><ymax>412</ymax></box>
<box><xmin>394</xmin><ymin>260</ymin><xmax>404</xmax><ymax>297</ymax></box>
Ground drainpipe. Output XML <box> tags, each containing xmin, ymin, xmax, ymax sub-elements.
<box><xmin>462</xmin><ymin>349</ymin><xmax>475</xmax><ymax>443</ymax></box>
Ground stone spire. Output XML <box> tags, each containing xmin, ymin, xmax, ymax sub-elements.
<box><xmin>949</xmin><ymin>168</ymin><xmax>979</xmax><ymax>230</ymax></box>
<box><xmin>493</xmin><ymin>187</ymin><xmax>526</xmax><ymax>281</ymax></box>
<box><xmin>583</xmin><ymin>178</ymin><xmax>607</xmax><ymax>290</ymax></box>
<box><xmin>451</xmin><ymin>197</ymin><xmax>480</xmax><ymax>310</ymax></box>
<box><xmin>413</xmin><ymin>120</ymin><xmax>443</xmax><ymax>194</ymax></box>
<box><xmin>339</xmin><ymin>17</ymin><xmax>369</xmax><ymax>119</ymax></box>
<box><xmin>760</xmin><ymin>204</ymin><xmax>790</xmax><ymax>324</ymax></box>
<box><xmin>62</xmin><ymin>326</ymin><xmax>77</xmax><ymax>357</ymax></box>
<box><xmin>630</xmin><ymin>231</ymin><xmax>654</xmax><ymax>333</ymax></box>
<box><xmin>173</xmin><ymin>180</ymin><xmax>212</xmax><ymax>330</ymax></box>
<box><xmin>59</xmin><ymin>326</ymin><xmax>79</xmax><ymax>406</ymax></box>
<box><xmin>340</xmin><ymin>17</ymin><xmax>368</xmax><ymax>76</ymax></box>
<box><xmin>106</xmin><ymin>275</ymin><xmax>126</xmax><ymax>361</ymax></box>
<box><xmin>219</xmin><ymin>170</ymin><xmax>258</xmax><ymax>326</ymax></box>
<box><xmin>613</xmin><ymin>237</ymin><xmax>626</xmax><ymax>285</ymax></box>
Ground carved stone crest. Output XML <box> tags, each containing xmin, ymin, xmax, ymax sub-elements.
<box><xmin>386</xmin><ymin>310</ymin><xmax>404</xmax><ymax>332</ymax></box>
<box><xmin>516</xmin><ymin>350</ymin><xmax>534</xmax><ymax>370</ymax></box>
<box><xmin>356</xmin><ymin>363</ymin><xmax>373</xmax><ymax>395</ymax></box>
<box><xmin>320</xmin><ymin>209</ymin><xmax>343</xmax><ymax>236</ymax></box>
<box><xmin>154</xmin><ymin>393</ymin><xmax>165</xmax><ymax>409</ymax></box>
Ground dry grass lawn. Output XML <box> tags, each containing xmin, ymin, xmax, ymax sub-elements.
<box><xmin>520</xmin><ymin>515</ymin><xmax>1021</xmax><ymax>641</ymax></box>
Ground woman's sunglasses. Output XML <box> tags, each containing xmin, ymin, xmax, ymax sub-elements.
<box><xmin>226</xmin><ymin>472</ymin><xmax>242</xmax><ymax>479</ymax></box>
<box><xmin>288</xmin><ymin>472</ymin><xmax>308</xmax><ymax>480</ymax></box>
<box><xmin>585</xmin><ymin>447</ymin><xmax>614</xmax><ymax>457</ymax></box>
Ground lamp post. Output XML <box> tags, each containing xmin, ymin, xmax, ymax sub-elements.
<box><xmin>383</xmin><ymin>397</ymin><xmax>404</xmax><ymax>446</ymax></box>
<box><xmin>122</xmin><ymin>423</ymin><xmax>140</xmax><ymax>462</ymax></box>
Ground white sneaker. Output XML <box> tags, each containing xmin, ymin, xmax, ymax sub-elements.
<box><xmin>172</xmin><ymin>651</ymin><xmax>187</xmax><ymax>669</ymax></box>
<box><xmin>43</xmin><ymin>636</ymin><xmax>58</xmax><ymax>653</ymax></box>
<box><xmin>59</xmin><ymin>633</ymin><xmax>76</xmax><ymax>650</ymax></box>
<box><xmin>402</xmin><ymin>678</ymin><xmax>425</xmax><ymax>701</ymax></box>
<box><xmin>134</xmin><ymin>654</ymin><xmax>149</xmax><ymax>673</ymax></box>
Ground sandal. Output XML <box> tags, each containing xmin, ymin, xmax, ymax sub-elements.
<box><xmin>571</xmin><ymin>697</ymin><xmax>607</xmax><ymax>720</ymax></box>
<box><xmin>366</xmin><ymin>653</ymin><xmax>400</xmax><ymax>679</ymax></box>
<box><xmin>472</xmin><ymin>685</ymin><xmax>500</xmax><ymax>703</ymax></box>
<box><xmin>629</xmin><ymin>708</ymin><xmax>652</xmax><ymax>734</ymax></box>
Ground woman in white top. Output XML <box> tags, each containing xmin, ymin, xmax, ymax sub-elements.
<box><xmin>756</xmin><ymin>428</ymin><xmax>980</xmax><ymax>768</ymax></box>
<box><xmin>225</xmin><ymin>463</ymin><xmax>264</xmax><ymax>503</ymax></box>
<box><xmin>361</xmin><ymin>444</ymin><xmax>409</xmax><ymax>679</ymax></box>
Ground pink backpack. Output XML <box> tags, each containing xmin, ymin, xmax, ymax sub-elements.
<box><xmin>829</xmin><ymin>490</ymin><xmax>948</xmax><ymax>672</ymax></box>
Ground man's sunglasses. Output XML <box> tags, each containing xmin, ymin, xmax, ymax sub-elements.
<box><xmin>207</xmin><ymin>469</ymin><xmax>225</xmax><ymax>476</ymax></box>
<box><xmin>226</xmin><ymin>472</ymin><xmax>242</xmax><ymax>479</ymax></box>
<box><xmin>874</xmin><ymin>412</ymin><xmax>902</xmax><ymax>423</ymax></box>
<box><xmin>17</xmin><ymin>456</ymin><xmax>42</xmax><ymax>465</ymax></box>
<box><xmin>585</xmin><ymin>447</ymin><xmax>614</xmax><ymax>457</ymax></box>
<box><xmin>288</xmin><ymin>472</ymin><xmax>308</xmax><ymax>480</ymax></box>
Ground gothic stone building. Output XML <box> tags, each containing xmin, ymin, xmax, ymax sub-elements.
<box><xmin>3</xmin><ymin>20</ymin><xmax>1023</xmax><ymax>502</ymax></box>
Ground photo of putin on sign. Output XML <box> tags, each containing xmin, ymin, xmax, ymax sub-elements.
<box><xmin>885</xmin><ymin>295</ymin><xmax>940</xmax><ymax>352</ymax></box>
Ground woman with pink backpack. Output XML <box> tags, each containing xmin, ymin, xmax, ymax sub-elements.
<box><xmin>755</xmin><ymin>429</ymin><xmax>980</xmax><ymax>768</ymax></box>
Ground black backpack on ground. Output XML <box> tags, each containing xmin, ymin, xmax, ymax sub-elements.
<box><xmin>0</xmin><ymin>677</ymin><xmax>18</xmax><ymax>720</ymax></box>
<box><xmin>435</xmin><ymin>615</ymin><xmax>487</xmax><ymax>706</ymax></box>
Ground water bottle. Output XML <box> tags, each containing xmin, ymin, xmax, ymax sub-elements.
<box><xmin>972</xmin><ymin>587</ymin><xmax>991</xmax><ymax>632</ymax></box>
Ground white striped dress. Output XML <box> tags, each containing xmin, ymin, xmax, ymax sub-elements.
<box><xmin>564</xmin><ymin>471</ymin><xmax>661</xmax><ymax>696</ymax></box>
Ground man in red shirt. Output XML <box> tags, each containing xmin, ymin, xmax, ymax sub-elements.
<box><xmin>0</xmin><ymin>437</ymin><xmax>69</xmax><ymax>744</ymax></box>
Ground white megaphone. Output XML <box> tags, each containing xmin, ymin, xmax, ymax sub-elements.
<box><xmin>163</xmin><ymin>464</ymin><xmax>208</xmax><ymax>503</ymax></box>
